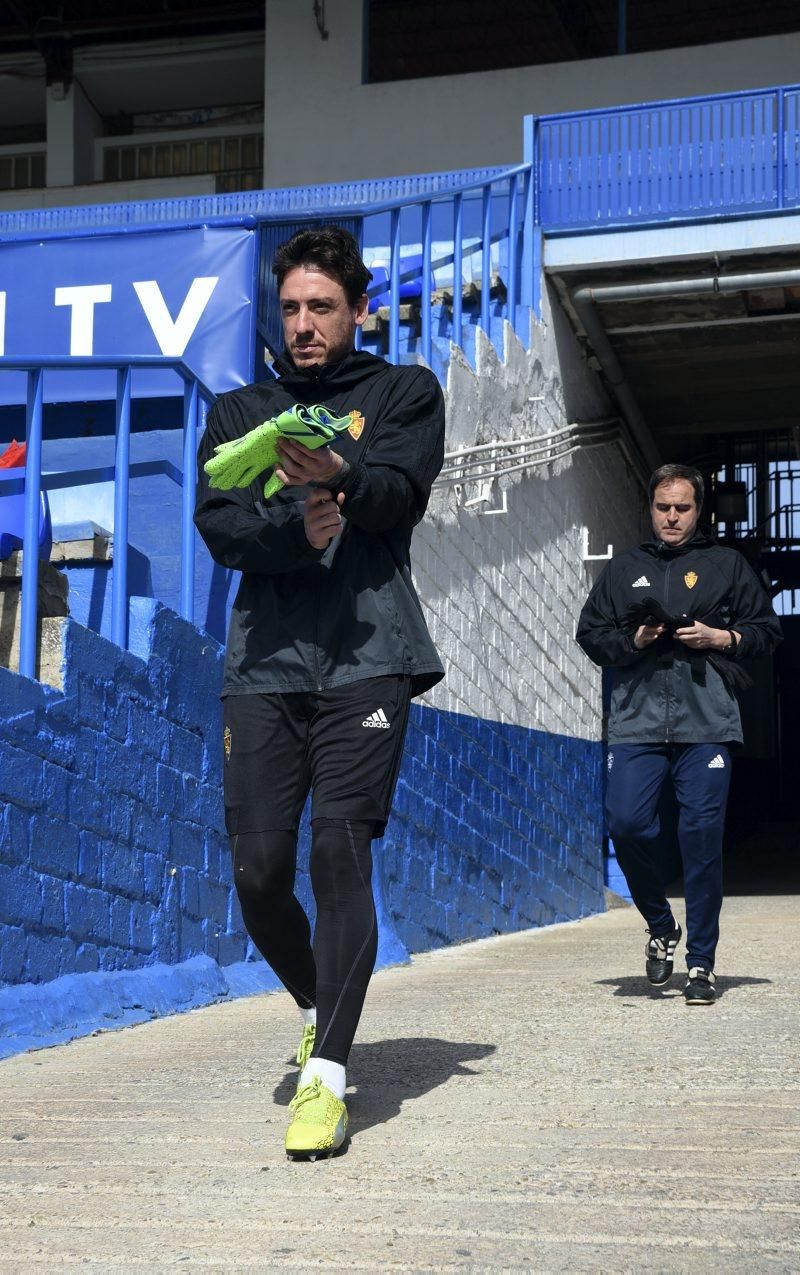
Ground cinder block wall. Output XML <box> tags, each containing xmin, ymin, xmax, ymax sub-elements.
<box><xmin>0</xmin><ymin>604</ymin><xmax>242</xmax><ymax>987</ymax></box>
<box><xmin>0</xmin><ymin>596</ymin><xmax>606</xmax><ymax>993</ymax></box>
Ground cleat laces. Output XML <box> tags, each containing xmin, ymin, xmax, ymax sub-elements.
<box><xmin>295</xmin><ymin>1024</ymin><xmax>316</xmax><ymax>1071</ymax></box>
<box><xmin>289</xmin><ymin>1075</ymin><xmax>323</xmax><ymax>1113</ymax></box>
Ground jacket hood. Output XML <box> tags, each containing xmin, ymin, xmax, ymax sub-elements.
<box><xmin>271</xmin><ymin>349</ymin><xmax>389</xmax><ymax>396</ymax></box>
<box><xmin>640</xmin><ymin>528</ymin><xmax>717</xmax><ymax>558</ymax></box>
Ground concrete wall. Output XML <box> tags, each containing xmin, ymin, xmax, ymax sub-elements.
<box><xmin>415</xmin><ymin>301</ymin><xmax>644</xmax><ymax>741</ymax></box>
<box><xmin>264</xmin><ymin>1</ymin><xmax>800</xmax><ymax>186</ymax></box>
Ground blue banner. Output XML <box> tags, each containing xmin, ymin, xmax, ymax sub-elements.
<box><xmin>0</xmin><ymin>225</ymin><xmax>256</xmax><ymax>404</ymax></box>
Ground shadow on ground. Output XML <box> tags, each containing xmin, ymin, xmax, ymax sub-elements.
<box><xmin>595</xmin><ymin>975</ymin><xmax>772</xmax><ymax>1000</ymax></box>
<box><xmin>273</xmin><ymin>1036</ymin><xmax>496</xmax><ymax>1133</ymax></box>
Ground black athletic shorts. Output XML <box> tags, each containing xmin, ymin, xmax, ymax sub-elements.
<box><xmin>222</xmin><ymin>675</ymin><xmax>412</xmax><ymax>839</ymax></box>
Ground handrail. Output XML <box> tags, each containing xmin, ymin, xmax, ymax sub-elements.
<box><xmin>0</xmin><ymin>355</ymin><xmax>216</xmax><ymax>678</ymax></box>
<box><xmin>535</xmin><ymin>81</ymin><xmax>799</xmax><ymax>124</ymax></box>
<box><xmin>534</xmin><ymin>80</ymin><xmax>800</xmax><ymax>231</ymax></box>
<box><xmin>0</xmin><ymin>166</ymin><xmax>529</xmax><ymax>246</ymax></box>
<box><xmin>742</xmin><ymin>502</ymin><xmax>800</xmax><ymax>541</ymax></box>
<box><xmin>359</xmin><ymin>163</ymin><xmax>534</xmax><ymax>357</ymax></box>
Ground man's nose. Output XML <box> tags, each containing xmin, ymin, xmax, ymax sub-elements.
<box><xmin>294</xmin><ymin>306</ymin><xmax>314</xmax><ymax>331</ymax></box>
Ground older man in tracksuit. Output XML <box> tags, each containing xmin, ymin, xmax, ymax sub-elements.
<box><xmin>576</xmin><ymin>464</ymin><xmax>782</xmax><ymax>1004</ymax></box>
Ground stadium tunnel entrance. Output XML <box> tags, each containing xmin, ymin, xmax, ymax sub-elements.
<box><xmin>548</xmin><ymin>231</ymin><xmax>800</xmax><ymax>896</ymax></box>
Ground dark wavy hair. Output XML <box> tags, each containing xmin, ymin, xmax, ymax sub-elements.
<box><xmin>272</xmin><ymin>226</ymin><xmax>372</xmax><ymax>305</ymax></box>
<box><xmin>648</xmin><ymin>463</ymin><xmax>705</xmax><ymax>509</ymax></box>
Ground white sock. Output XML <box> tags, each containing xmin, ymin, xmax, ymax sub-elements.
<box><xmin>300</xmin><ymin>1057</ymin><xmax>346</xmax><ymax>1100</ymax></box>
<box><xmin>300</xmin><ymin>1006</ymin><xmax>317</xmax><ymax>1029</ymax></box>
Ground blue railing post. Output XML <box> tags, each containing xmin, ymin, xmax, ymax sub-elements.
<box><xmin>389</xmin><ymin>207</ymin><xmax>401</xmax><ymax>365</ymax></box>
<box><xmin>521</xmin><ymin>116</ymin><xmax>538</xmax><ymax>319</ymax></box>
<box><xmin>181</xmin><ymin>378</ymin><xmax>198</xmax><ymax>624</ymax></box>
<box><xmin>452</xmin><ymin>193</ymin><xmax>463</xmax><ymax>350</ymax></box>
<box><xmin>507</xmin><ymin>173</ymin><xmax>519</xmax><ymax>330</ymax></box>
<box><xmin>421</xmin><ymin>200</ymin><xmax>432</xmax><ymax>368</ymax></box>
<box><xmin>481</xmin><ymin>186</ymin><xmax>492</xmax><ymax>336</ymax></box>
<box><xmin>111</xmin><ymin>365</ymin><xmax>131</xmax><ymax>649</ymax></box>
<box><xmin>19</xmin><ymin>368</ymin><xmax>43</xmax><ymax>680</ymax></box>
<box><xmin>355</xmin><ymin>217</ymin><xmax>365</xmax><ymax>351</ymax></box>
<box><xmin>776</xmin><ymin>88</ymin><xmax>786</xmax><ymax>209</ymax></box>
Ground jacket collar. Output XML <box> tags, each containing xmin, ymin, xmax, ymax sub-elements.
<box><xmin>641</xmin><ymin>528</ymin><xmax>716</xmax><ymax>558</ymax></box>
<box><xmin>271</xmin><ymin>349</ymin><xmax>388</xmax><ymax>395</ymax></box>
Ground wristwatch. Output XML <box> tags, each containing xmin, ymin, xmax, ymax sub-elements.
<box><xmin>724</xmin><ymin>629</ymin><xmax>737</xmax><ymax>654</ymax></box>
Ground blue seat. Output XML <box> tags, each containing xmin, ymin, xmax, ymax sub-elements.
<box><xmin>367</xmin><ymin>254</ymin><xmax>435</xmax><ymax>313</ymax></box>
<box><xmin>0</xmin><ymin>466</ymin><xmax>53</xmax><ymax>561</ymax></box>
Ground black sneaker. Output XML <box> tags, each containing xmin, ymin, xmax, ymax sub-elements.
<box><xmin>683</xmin><ymin>967</ymin><xmax>716</xmax><ymax>1005</ymax></box>
<box><xmin>645</xmin><ymin>923</ymin><xmax>682</xmax><ymax>986</ymax></box>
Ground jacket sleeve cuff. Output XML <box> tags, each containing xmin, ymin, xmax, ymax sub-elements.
<box><xmin>287</xmin><ymin>516</ymin><xmax>326</xmax><ymax>561</ymax></box>
<box><xmin>317</xmin><ymin>456</ymin><xmax>353</xmax><ymax>492</ymax></box>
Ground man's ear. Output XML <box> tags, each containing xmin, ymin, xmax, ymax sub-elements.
<box><xmin>354</xmin><ymin>293</ymin><xmax>369</xmax><ymax>327</ymax></box>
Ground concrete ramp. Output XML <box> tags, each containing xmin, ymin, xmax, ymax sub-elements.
<box><xmin>1</xmin><ymin>893</ymin><xmax>798</xmax><ymax>1269</ymax></box>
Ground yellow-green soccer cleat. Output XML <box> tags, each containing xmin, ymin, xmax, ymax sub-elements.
<box><xmin>285</xmin><ymin>1076</ymin><xmax>348</xmax><ymax>1161</ymax></box>
<box><xmin>295</xmin><ymin>1024</ymin><xmax>316</xmax><ymax>1072</ymax></box>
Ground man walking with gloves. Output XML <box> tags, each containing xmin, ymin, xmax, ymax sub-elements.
<box><xmin>195</xmin><ymin>226</ymin><xmax>444</xmax><ymax>1157</ymax></box>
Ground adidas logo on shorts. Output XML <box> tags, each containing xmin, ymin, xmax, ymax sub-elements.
<box><xmin>707</xmin><ymin>753</ymin><xmax>726</xmax><ymax>769</ymax></box>
<box><xmin>362</xmin><ymin>708</ymin><xmax>391</xmax><ymax>729</ymax></box>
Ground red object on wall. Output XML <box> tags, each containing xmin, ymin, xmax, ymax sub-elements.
<box><xmin>0</xmin><ymin>440</ymin><xmax>26</xmax><ymax>468</ymax></box>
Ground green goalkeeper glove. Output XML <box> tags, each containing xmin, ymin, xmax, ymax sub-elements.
<box><xmin>203</xmin><ymin>403</ymin><xmax>353</xmax><ymax>500</ymax></box>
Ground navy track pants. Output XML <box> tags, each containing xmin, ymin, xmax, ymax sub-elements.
<box><xmin>605</xmin><ymin>743</ymin><xmax>732</xmax><ymax>970</ymax></box>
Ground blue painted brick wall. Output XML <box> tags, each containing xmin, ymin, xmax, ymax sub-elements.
<box><xmin>0</xmin><ymin>603</ymin><xmax>250</xmax><ymax>987</ymax></box>
<box><xmin>381</xmin><ymin>705</ymin><xmax>604</xmax><ymax>952</ymax></box>
<box><xmin>0</xmin><ymin>602</ymin><xmax>604</xmax><ymax>997</ymax></box>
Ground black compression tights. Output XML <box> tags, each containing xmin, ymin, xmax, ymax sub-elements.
<box><xmin>231</xmin><ymin>817</ymin><xmax>378</xmax><ymax>1066</ymax></box>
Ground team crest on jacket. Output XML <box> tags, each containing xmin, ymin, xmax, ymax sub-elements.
<box><xmin>347</xmin><ymin>410</ymin><xmax>365</xmax><ymax>440</ymax></box>
<box><xmin>684</xmin><ymin>571</ymin><xmax>698</xmax><ymax>589</ymax></box>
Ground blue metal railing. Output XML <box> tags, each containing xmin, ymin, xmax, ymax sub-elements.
<box><xmin>0</xmin><ymin>358</ymin><xmax>215</xmax><ymax>679</ymax></box>
<box><xmin>534</xmin><ymin>82</ymin><xmax>800</xmax><ymax>231</ymax></box>
<box><xmin>355</xmin><ymin>162</ymin><xmax>535</xmax><ymax>362</ymax></box>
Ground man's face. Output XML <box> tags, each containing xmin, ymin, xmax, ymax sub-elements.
<box><xmin>651</xmin><ymin>478</ymin><xmax>700</xmax><ymax>546</ymax></box>
<box><xmin>279</xmin><ymin>266</ymin><xmax>368</xmax><ymax>369</ymax></box>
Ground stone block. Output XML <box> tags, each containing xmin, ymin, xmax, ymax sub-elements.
<box><xmin>0</xmin><ymin>923</ymin><xmax>26</xmax><ymax>982</ymax></box>
<box><xmin>64</xmin><ymin>881</ymin><xmax>110</xmax><ymax>944</ymax></box>
<box><xmin>0</xmin><ymin>556</ymin><xmax>68</xmax><ymax>689</ymax></box>
<box><xmin>29</xmin><ymin>814</ymin><xmax>79</xmax><ymax>880</ymax></box>
<box><xmin>0</xmin><ymin>863</ymin><xmax>42</xmax><ymax>927</ymax></box>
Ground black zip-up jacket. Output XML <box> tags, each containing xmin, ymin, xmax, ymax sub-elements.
<box><xmin>194</xmin><ymin>349</ymin><xmax>445</xmax><ymax>698</ymax></box>
<box><xmin>576</xmin><ymin>532</ymin><xmax>782</xmax><ymax>744</ymax></box>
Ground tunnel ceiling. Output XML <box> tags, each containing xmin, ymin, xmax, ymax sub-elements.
<box><xmin>550</xmin><ymin>248</ymin><xmax>800</xmax><ymax>465</ymax></box>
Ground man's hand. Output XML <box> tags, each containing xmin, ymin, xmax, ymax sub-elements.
<box><xmin>633</xmin><ymin>622</ymin><xmax>666</xmax><ymax>649</ymax></box>
<box><xmin>674</xmin><ymin>620</ymin><xmax>738</xmax><ymax>651</ymax></box>
<box><xmin>304</xmin><ymin>489</ymin><xmax>345</xmax><ymax>551</ymax></box>
<box><xmin>275</xmin><ymin>437</ymin><xmax>344</xmax><ymax>487</ymax></box>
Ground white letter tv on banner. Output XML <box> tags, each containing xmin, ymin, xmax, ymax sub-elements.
<box><xmin>54</xmin><ymin>284</ymin><xmax>113</xmax><ymax>356</ymax></box>
<box><xmin>133</xmin><ymin>277</ymin><xmax>219</xmax><ymax>357</ymax></box>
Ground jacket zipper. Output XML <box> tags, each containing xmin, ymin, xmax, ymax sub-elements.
<box><xmin>305</xmin><ymin>371</ymin><xmax>324</xmax><ymax>691</ymax></box>
<box><xmin>663</xmin><ymin>559</ymin><xmax>673</xmax><ymax>743</ymax></box>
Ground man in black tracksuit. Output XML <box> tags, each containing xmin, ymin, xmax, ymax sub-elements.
<box><xmin>194</xmin><ymin>227</ymin><xmax>444</xmax><ymax>1157</ymax></box>
<box><xmin>576</xmin><ymin>464</ymin><xmax>781</xmax><ymax>1004</ymax></box>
